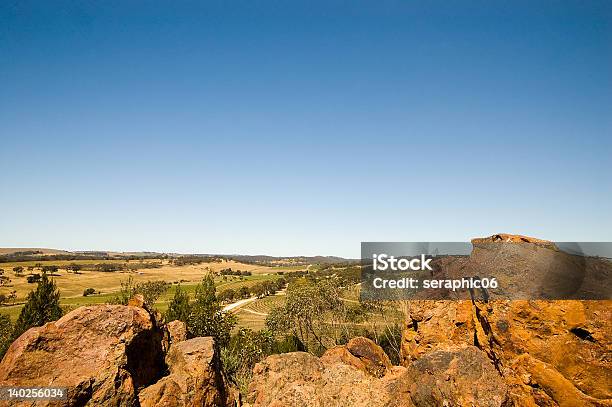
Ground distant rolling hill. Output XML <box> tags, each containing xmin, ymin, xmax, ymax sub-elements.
<box><xmin>0</xmin><ymin>248</ymin><xmax>354</xmax><ymax>264</ymax></box>
<box><xmin>0</xmin><ymin>248</ymin><xmax>72</xmax><ymax>255</ymax></box>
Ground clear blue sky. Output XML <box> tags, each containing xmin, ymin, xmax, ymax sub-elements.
<box><xmin>1</xmin><ymin>1</ymin><xmax>610</xmax><ymax>258</ymax></box>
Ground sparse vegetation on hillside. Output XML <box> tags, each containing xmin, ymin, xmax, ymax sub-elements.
<box><xmin>218</xmin><ymin>268</ymin><xmax>252</xmax><ymax>276</ymax></box>
<box><xmin>217</xmin><ymin>278</ymin><xmax>286</xmax><ymax>304</ymax></box>
<box><xmin>0</xmin><ymin>269</ymin><xmax>10</xmax><ymax>287</ymax></box>
<box><xmin>110</xmin><ymin>277</ymin><xmax>170</xmax><ymax>307</ymax></box>
<box><xmin>170</xmin><ymin>256</ymin><xmax>220</xmax><ymax>266</ymax></box>
<box><xmin>257</xmin><ymin>268</ymin><xmax>403</xmax><ymax>361</ymax></box>
<box><xmin>0</xmin><ymin>251</ymin><xmax>164</xmax><ymax>263</ymax></box>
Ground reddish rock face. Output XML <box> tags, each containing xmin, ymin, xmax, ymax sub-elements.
<box><xmin>401</xmin><ymin>234</ymin><xmax>612</xmax><ymax>406</ymax></box>
<box><xmin>321</xmin><ymin>337</ymin><xmax>392</xmax><ymax>378</ymax></box>
<box><xmin>139</xmin><ymin>337</ymin><xmax>238</xmax><ymax>407</ymax></box>
<box><xmin>403</xmin><ymin>345</ymin><xmax>508</xmax><ymax>407</ymax></box>
<box><xmin>403</xmin><ymin>299</ymin><xmax>612</xmax><ymax>405</ymax></box>
<box><xmin>0</xmin><ymin>302</ymin><xmax>236</xmax><ymax>407</ymax></box>
<box><xmin>248</xmin><ymin>351</ymin><xmax>414</xmax><ymax>407</ymax></box>
<box><xmin>248</xmin><ymin>234</ymin><xmax>610</xmax><ymax>406</ymax></box>
<box><xmin>0</xmin><ymin>304</ymin><xmax>166</xmax><ymax>406</ymax></box>
<box><xmin>345</xmin><ymin>337</ymin><xmax>392</xmax><ymax>378</ymax></box>
<box><xmin>166</xmin><ymin>320</ymin><xmax>189</xmax><ymax>344</ymax></box>
<box><xmin>249</xmin><ymin>343</ymin><xmax>507</xmax><ymax>407</ymax></box>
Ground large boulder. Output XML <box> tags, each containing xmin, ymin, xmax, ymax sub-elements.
<box><xmin>247</xmin><ymin>351</ymin><xmax>413</xmax><ymax>407</ymax></box>
<box><xmin>403</xmin><ymin>345</ymin><xmax>508</xmax><ymax>407</ymax></box>
<box><xmin>139</xmin><ymin>337</ymin><xmax>238</xmax><ymax>407</ymax></box>
<box><xmin>248</xmin><ymin>344</ymin><xmax>507</xmax><ymax>407</ymax></box>
<box><xmin>344</xmin><ymin>337</ymin><xmax>392</xmax><ymax>377</ymax></box>
<box><xmin>321</xmin><ymin>337</ymin><xmax>392</xmax><ymax>378</ymax></box>
<box><xmin>0</xmin><ymin>303</ymin><xmax>237</xmax><ymax>407</ymax></box>
<box><xmin>0</xmin><ymin>304</ymin><xmax>166</xmax><ymax>406</ymax></box>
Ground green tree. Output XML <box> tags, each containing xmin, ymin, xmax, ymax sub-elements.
<box><xmin>263</xmin><ymin>280</ymin><xmax>277</xmax><ymax>296</ymax></box>
<box><xmin>165</xmin><ymin>284</ymin><xmax>191</xmax><ymax>323</ymax></box>
<box><xmin>275</xmin><ymin>277</ymin><xmax>287</xmax><ymax>291</ymax></box>
<box><xmin>188</xmin><ymin>275</ymin><xmax>236</xmax><ymax>347</ymax></box>
<box><xmin>0</xmin><ymin>314</ymin><xmax>13</xmax><ymax>359</ymax></box>
<box><xmin>265</xmin><ymin>306</ymin><xmax>292</xmax><ymax>333</ymax></box>
<box><xmin>238</xmin><ymin>285</ymin><xmax>250</xmax><ymax>299</ymax></box>
<box><xmin>12</xmin><ymin>273</ymin><xmax>63</xmax><ymax>339</ymax></box>
<box><xmin>217</xmin><ymin>288</ymin><xmax>235</xmax><ymax>303</ymax></box>
<box><xmin>251</xmin><ymin>283</ymin><xmax>265</xmax><ymax>298</ymax></box>
<box><xmin>26</xmin><ymin>274</ymin><xmax>41</xmax><ymax>283</ymax></box>
<box><xmin>41</xmin><ymin>265</ymin><xmax>59</xmax><ymax>274</ymax></box>
<box><xmin>265</xmin><ymin>276</ymin><xmax>360</xmax><ymax>353</ymax></box>
<box><xmin>135</xmin><ymin>281</ymin><xmax>169</xmax><ymax>307</ymax></box>
<box><xmin>67</xmin><ymin>263</ymin><xmax>82</xmax><ymax>274</ymax></box>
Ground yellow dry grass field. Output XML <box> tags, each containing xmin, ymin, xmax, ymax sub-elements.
<box><xmin>0</xmin><ymin>259</ymin><xmax>294</xmax><ymax>300</ymax></box>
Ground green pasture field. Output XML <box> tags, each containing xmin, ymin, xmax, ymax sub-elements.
<box><xmin>0</xmin><ymin>273</ymin><xmax>282</xmax><ymax>323</ymax></box>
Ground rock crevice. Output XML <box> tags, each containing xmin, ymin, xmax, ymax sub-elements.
<box><xmin>0</xmin><ymin>297</ymin><xmax>237</xmax><ymax>407</ymax></box>
<box><xmin>400</xmin><ymin>235</ymin><xmax>612</xmax><ymax>406</ymax></box>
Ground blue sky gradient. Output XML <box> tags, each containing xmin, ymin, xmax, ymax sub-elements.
<box><xmin>1</xmin><ymin>1</ymin><xmax>611</xmax><ymax>257</ymax></box>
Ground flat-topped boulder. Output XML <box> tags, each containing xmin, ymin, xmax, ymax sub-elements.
<box><xmin>471</xmin><ymin>233</ymin><xmax>557</xmax><ymax>249</ymax></box>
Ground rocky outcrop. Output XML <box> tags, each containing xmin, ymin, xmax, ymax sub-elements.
<box><xmin>471</xmin><ymin>233</ymin><xmax>556</xmax><ymax>249</ymax></box>
<box><xmin>0</xmin><ymin>301</ymin><xmax>236</xmax><ymax>407</ymax></box>
<box><xmin>321</xmin><ymin>336</ymin><xmax>392</xmax><ymax>378</ymax></box>
<box><xmin>467</xmin><ymin>234</ymin><xmax>598</xmax><ymax>300</ymax></box>
<box><xmin>167</xmin><ymin>320</ymin><xmax>189</xmax><ymax>344</ymax></box>
<box><xmin>410</xmin><ymin>233</ymin><xmax>610</xmax><ymax>301</ymax></box>
<box><xmin>0</xmin><ymin>304</ymin><xmax>165</xmax><ymax>406</ymax></box>
<box><xmin>139</xmin><ymin>337</ymin><xmax>238</xmax><ymax>407</ymax></box>
<box><xmin>248</xmin><ymin>337</ymin><xmax>507</xmax><ymax>407</ymax></box>
<box><xmin>403</xmin><ymin>345</ymin><xmax>508</xmax><ymax>407</ymax></box>
<box><xmin>401</xmin><ymin>234</ymin><xmax>612</xmax><ymax>406</ymax></box>
<box><xmin>248</xmin><ymin>351</ymin><xmax>413</xmax><ymax>407</ymax></box>
<box><xmin>403</xmin><ymin>299</ymin><xmax>612</xmax><ymax>406</ymax></box>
